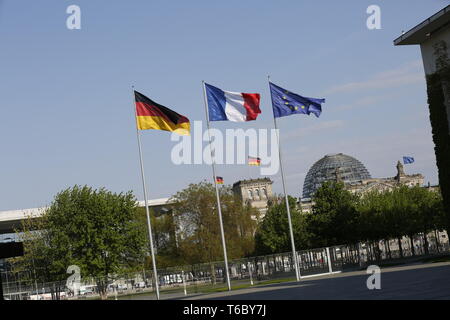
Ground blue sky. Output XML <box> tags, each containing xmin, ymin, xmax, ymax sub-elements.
<box><xmin>0</xmin><ymin>0</ymin><xmax>447</xmax><ymax>211</ymax></box>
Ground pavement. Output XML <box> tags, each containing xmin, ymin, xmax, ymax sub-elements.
<box><xmin>119</xmin><ymin>261</ymin><xmax>450</xmax><ymax>300</ymax></box>
<box><xmin>183</xmin><ymin>261</ymin><xmax>450</xmax><ymax>300</ymax></box>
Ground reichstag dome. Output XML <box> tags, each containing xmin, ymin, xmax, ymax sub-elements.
<box><xmin>302</xmin><ymin>153</ymin><xmax>371</xmax><ymax>199</ymax></box>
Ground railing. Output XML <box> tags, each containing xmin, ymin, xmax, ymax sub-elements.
<box><xmin>2</xmin><ymin>237</ymin><xmax>449</xmax><ymax>300</ymax></box>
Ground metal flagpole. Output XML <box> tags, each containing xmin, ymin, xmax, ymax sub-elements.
<box><xmin>201</xmin><ymin>80</ymin><xmax>232</xmax><ymax>291</ymax></box>
<box><xmin>132</xmin><ymin>86</ymin><xmax>160</xmax><ymax>300</ymax></box>
<box><xmin>267</xmin><ymin>76</ymin><xmax>301</xmax><ymax>281</ymax></box>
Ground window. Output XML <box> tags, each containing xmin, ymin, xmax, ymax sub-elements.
<box><xmin>248</xmin><ymin>189</ymin><xmax>253</xmax><ymax>200</ymax></box>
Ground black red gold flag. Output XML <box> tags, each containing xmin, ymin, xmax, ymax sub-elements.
<box><xmin>135</xmin><ymin>91</ymin><xmax>190</xmax><ymax>136</ymax></box>
<box><xmin>248</xmin><ymin>156</ymin><xmax>261</xmax><ymax>166</ymax></box>
<box><xmin>216</xmin><ymin>177</ymin><xmax>224</xmax><ymax>184</ymax></box>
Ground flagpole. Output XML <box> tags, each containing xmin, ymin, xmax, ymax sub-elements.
<box><xmin>201</xmin><ymin>81</ymin><xmax>232</xmax><ymax>291</ymax></box>
<box><xmin>132</xmin><ymin>86</ymin><xmax>160</xmax><ymax>300</ymax></box>
<box><xmin>267</xmin><ymin>76</ymin><xmax>301</xmax><ymax>282</ymax></box>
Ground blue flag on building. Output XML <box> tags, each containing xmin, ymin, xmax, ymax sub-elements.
<box><xmin>269</xmin><ymin>82</ymin><xmax>325</xmax><ymax>118</ymax></box>
<box><xmin>403</xmin><ymin>156</ymin><xmax>415</xmax><ymax>164</ymax></box>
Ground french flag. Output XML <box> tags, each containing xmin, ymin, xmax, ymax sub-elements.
<box><xmin>205</xmin><ymin>83</ymin><xmax>261</xmax><ymax>122</ymax></box>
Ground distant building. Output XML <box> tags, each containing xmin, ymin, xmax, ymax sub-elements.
<box><xmin>302</xmin><ymin>153</ymin><xmax>372</xmax><ymax>199</ymax></box>
<box><xmin>232</xmin><ymin>178</ymin><xmax>274</xmax><ymax>217</ymax></box>
<box><xmin>345</xmin><ymin>161</ymin><xmax>424</xmax><ymax>195</ymax></box>
<box><xmin>300</xmin><ymin>153</ymin><xmax>424</xmax><ymax>213</ymax></box>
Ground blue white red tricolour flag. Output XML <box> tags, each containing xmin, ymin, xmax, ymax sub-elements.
<box><xmin>205</xmin><ymin>83</ymin><xmax>261</xmax><ymax>122</ymax></box>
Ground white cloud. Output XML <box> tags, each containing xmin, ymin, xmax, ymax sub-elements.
<box><xmin>332</xmin><ymin>95</ymin><xmax>387</xmax><ymax>112</ymax></box>
<box><xmin>281</xmin><ymin>120</ymin><xmax>345</xmax><ymax>141</ymax></box>
<box><xmin>324</xmin><ymin>60</ymin><xmax>425</xmax><ymax>95</ymax></box>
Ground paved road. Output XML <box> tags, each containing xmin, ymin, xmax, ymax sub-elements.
<box><xmin>180</xmin><ymin>262</ymin><xmax>450</xmax><ymax>300</ymax></box>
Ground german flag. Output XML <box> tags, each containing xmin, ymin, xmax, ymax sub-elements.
<box><xmin>248</xmin><ymin>156</ymin><xmax>261</xmax><ymax>166</ymax></box>
<box><xmin>135</xmin><ymin>91</ymin><xmax>190</xmax><ymax>136</ymax></box>
<box><xmin>216</xmin><ymin>176</ymin><xmax>224</xmax><ymax>184</ymax></box>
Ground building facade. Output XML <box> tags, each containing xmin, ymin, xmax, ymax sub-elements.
<box><xmin>302</xmin><ymin>153</ymin><xmax>372</xmax><ymax>200</ymax></box>
<box><xmin>394</xmin><ymin>5</ymin><xmax>450</xmax><ymax>130</ymax></box>
<box><xmin>300</xmin><ymin>154</ymin><xmax>425</xmax><ymax>213</ymax></box>
<box><xmin>232</xmin><ymin>178</ymin><xmax>274</xmax><ymax>217</ymax></box>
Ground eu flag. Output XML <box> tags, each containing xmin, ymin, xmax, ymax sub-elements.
<box><xmin>403</xmin><ymin>156</ymin><xmax>415</xmax><ymax>164</ymax></box>
<box><xmin>269</xmin><ymin>82</ymin><xmax>325</xmax><ymax>118</ymax></box>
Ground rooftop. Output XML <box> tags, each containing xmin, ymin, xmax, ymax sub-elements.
<box><xmin>394</xmin><ymin>5</ymin><xmax>450</xmax><ymax>46</ymax></box>
<box><xmin>233</xmin><ymin>178</ymin><xmax>273</xmax><ymax>187</ymax></box>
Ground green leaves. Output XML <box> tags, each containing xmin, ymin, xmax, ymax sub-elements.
<box><xmin>253</xmin><ymin>182</ymin><xmax>445</xmax><ymax>255</ymax></box>
<box><xmin>14</xmin><ymin>185</ymin><xmax>147</xmax><ymax>299</ymax></box>
<box><xmin>254</xmin><ymin>196</ymin><xmax>308</xmax><ymax>255</ymax></box>
<box><xmin>426</xmin><ymin>46</ymin><xmax>450</xmax><ymax>232</ymax></box>
<box><xmin>168</xmin><ymin>181</ymin><xmax>259</xmax><ymax>265</ymax></box>
<box><xmin>308</xmin><ymin>181</ymin><xmax>359</xmax><ymax>247</ymax></box>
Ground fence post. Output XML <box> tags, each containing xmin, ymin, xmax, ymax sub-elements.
<box><xmin>326</xmin><ymin>247</ymin><xmax>333</xmax><ymax>274</ymax></box>
<box><xmin>358</xmin><ymin>242</ymin><xmax>364</xmax><ymax>268</ymax></box>
<box><xmin>296</xmin><ymin>252</ymin><xmax>302</xmax><ymax>279</ymax></box>
<box><xmin>182</xmin><ymin>270</ymin><xmax>187</xmax><ymax>296</ymax></box>
<box><xmin>248</xmin><ymin>262</ymin><xmax>254</xmax><ymax>286</ymax></box>
<box><xmin>4</xmin><ymin>271</ymin><xmax>8</xmax><ymax>300</ymax></box>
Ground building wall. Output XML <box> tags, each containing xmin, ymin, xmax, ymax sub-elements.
<box><xmin>420</xmin><ymin>27</ymin><xmax>450</xmax><ymax>131</ymax></box>
<box><xmin>420</xmin><ymin>27</ymin><xmax>450</xmax><ymax>75</ymax></box>
<box><xmin>233</xmin><ymin>178</ymin><xmax>273</xmax><ymax>217</ymax></box>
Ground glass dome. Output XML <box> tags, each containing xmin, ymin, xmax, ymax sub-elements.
<box><xmin>302</xmin><ymin>153</ymin><xmax>371</xmax><ymax>199</ymax></box>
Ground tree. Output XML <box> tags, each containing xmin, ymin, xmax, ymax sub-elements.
<box><xmin>11</xmin><ymin>210</ymin><xmax>66</xmax><ymax>299</ymax></box>
<box><xmin>254</xmin><ymin>196</ymin><xmax>308</xmax><ymax>255</ymax></box>
<box><xmin>356</xmin><ymin>185</ymin><xmax>446</xmax><ymax>258</ymax></box>
<box><xmin>407</xmin><ymin>186</ymin><xmax>445</xmax><ymax>254</ymax></box>
<box><xmin>170</xmin><ymin>181</ymin><xmax>259</xmax><ymax>271</ymax></box>
<box><xmin>307</xmin><ymin>181</ymin><xmax>359</xmax><ymax>247</ymax></box>
<box><xmin>426</xmin><ymin>41</ymin><xmax>450</xmax><ymax>233</ymax></box>
<box><xmin>357</xmin><ymin>190</ymin><xmax>389</xmax><ymax>260</ymax></box>
<box><xmin>13</xmin><ymin>185</ymin><xmax>147</xmax><ymax>300</ymax></box>
<box><xmin>136</xmin><ymin>207</ymin><xmax>184</xmax><ymax>269</ymax></box>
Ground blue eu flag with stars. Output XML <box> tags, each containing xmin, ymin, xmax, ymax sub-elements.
<box><xmin>403</xmin><ymin>156</ymin><xmax>415</xmax><ymax>164</ymax></box>
<box><xmin>269</xmin><ymin>82</ymin><xmax>325</xmax><ymax>118</ymax></box>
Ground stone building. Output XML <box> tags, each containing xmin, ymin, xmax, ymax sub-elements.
<box><xmin>300</xmin><ymin>153</ymin><xmax>425</xmax><ymax>213</ymax></box>
<box><xmin>302</xmin><ymin>153</ymin><xmax>372</xmax><ymax>200</ymax></box>
<box><xmin>232</xmin><ymin>178</ymin><xmax>274</xmax><ymax>217</ymax></box>
<box><xmin>345</xmin><ymin>160</ymin><xmax>424</xmax><ymax>195</ymax></box>
<box><xmin>299</xmin><ymin>153</ymin><xmax>447</xmax><ymax>250</ymax></box>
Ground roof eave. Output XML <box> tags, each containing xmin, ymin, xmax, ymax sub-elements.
<box><xmin>394</xmin><ymin>5</ymin><xmax>450</xmax><ymax>46</ymax></box>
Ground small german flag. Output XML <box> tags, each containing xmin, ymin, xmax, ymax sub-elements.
<box><xmin>248</xmin><ymin>156</ymin><xmax>261</xmax><ymax>166</ymax></box>
<box><xmin>216</xmin><ymin>176</ymin><xmax>224</xmax><ymax>184</ymax></box>
<box><xmin>135</xmin><ymin>90</ymin><xmax>190</xmax><ymax>136</ymax></box>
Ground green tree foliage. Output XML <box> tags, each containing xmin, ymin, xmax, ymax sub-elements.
<box><xmin>136</xmin><ymin>207</ymin><xmax>184</xmax><ymax>269</ymax></box>
<box><xmin>253</xmin><ymin>183</ymin><xmax>445</xmax><ymax>257</ymax></box>
<box><xmin>254</xmin><ymin>196</ymin><xmax>308</xmax><ymax>255</ymax></box>
<box><xmin>10</xmin><ymin>210</ymin><xmax>66</xmax><ymax>299</ymax></box>
<box><xmin>13</xmin><ymin>185</ymin><xmax>147</xmax><ymax>300</ymax></box>
<box><xmin>426</xmin><ymin>40</ymin><xmax>450</xmax><ymax>231</ymax></box>
<box><xmin>307</xmin><ymin>181</ymin><xmax>360</xmax><ymax>247</ymax></box>
<box><xmin>169</xmin><ymin>181</ymin><xmax>259</xmax><ymax>266</ymax></box>
<box><xmin>357</xmin><ymin>186</ymin><xmax>445</xmax><ymax>256</ymax></box>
